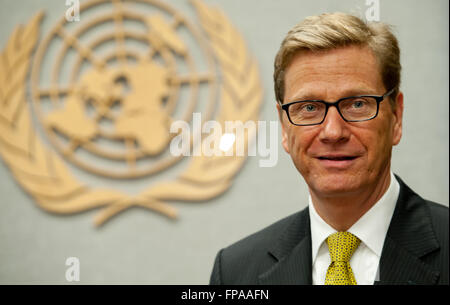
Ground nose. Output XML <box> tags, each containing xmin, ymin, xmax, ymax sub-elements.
<box><xmin>318</xmin><ymin>106</ymin><xmax>350</xmax><ymax>144</ymax></box>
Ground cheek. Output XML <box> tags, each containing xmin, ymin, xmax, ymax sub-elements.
<box><xmin>286</xmin><ymin>128</ymin><xmax>317</xmax><ymax>165</ymax></box>
<box><xmin>360</xmin><ymin>120</ymin><xmax>394</xmax><ymax>169</ymax></box>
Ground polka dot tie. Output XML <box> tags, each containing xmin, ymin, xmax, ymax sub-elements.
<box><xmin>325</xmin><ymin>232</ymin><xmax>361</xmax><ymax>285</ymax></box>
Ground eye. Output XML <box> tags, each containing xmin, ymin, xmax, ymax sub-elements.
<box><xmin>352</xmin><ymin>100</ymin><xmax>365</xmax><ymax>108</ymax></box>
<box><xmin>302</xmin><ymin>103</ymin><xmax>318</xmax><ymax>112</ymax></box>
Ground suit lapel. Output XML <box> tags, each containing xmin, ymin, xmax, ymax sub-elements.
<box><xmin>376</xmin><ymin>237</ymin><xmax>440</xmax><ymax>285</ymax></box>
<box><xmin>258</xmin><ymin>208</ymin><xmax>312</xmax><ymax>285</ymax></box>
<box><xmin>257</xmin><ymin>176</ymin><xmax>441</xmax><ymax>285</ymax></box>
<box><xmin>376</xmin><ymin>176</ymin><xmax>441</xmax><ymax>284</ymax></box>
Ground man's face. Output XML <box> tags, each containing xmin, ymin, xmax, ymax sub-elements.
<box><xmin>277</xmin><ymin>45</ymin><xmax>403</xmax><ymax>198</ymax></box>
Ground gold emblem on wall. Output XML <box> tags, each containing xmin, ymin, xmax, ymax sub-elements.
<box><xmin>0</xmin><ymin>0</ymin><xmax>262</xmax><ymax>226</ymax></box>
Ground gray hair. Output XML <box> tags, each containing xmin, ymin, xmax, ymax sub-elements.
<box><xmin>274</xmin><ymin>12</ymin><xmax>401</xmax><ymax>107</ymax></box>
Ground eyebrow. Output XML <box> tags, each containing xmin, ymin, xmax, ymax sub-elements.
<box><xmin>288</xmin><ymin>87</ymin><xmax>378</xmax><ymax>102</ymax></box>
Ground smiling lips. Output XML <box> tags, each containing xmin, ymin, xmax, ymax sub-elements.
<box><xmin>316</xmin><ymin>154</ymin><xmax>359</xmax><ymax>168</ymax></box>
<box><xmin>318</xmin><ymin>156</ymin><xmax>357</xmax><ymax>161</ymax></box>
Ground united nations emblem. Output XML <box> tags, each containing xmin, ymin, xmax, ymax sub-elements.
<box><xmin>0</xmin><ymin>0</ymin><xmax>262</xmax><ymax>226</ymax></box>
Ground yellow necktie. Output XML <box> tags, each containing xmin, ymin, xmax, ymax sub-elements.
<box><xmin>325</xmin><ymin>232</ymin><xmax>361</xmax><ymax>285</ymax></box>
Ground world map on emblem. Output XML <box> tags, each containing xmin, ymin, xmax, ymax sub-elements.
<box><xmin>30</xmin><ymin>0</ymin><xmax>218</xmax><ymax>178</ymax></box>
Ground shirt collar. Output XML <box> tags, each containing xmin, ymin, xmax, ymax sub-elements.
<box><xmin>309</xmin><ymin>172</ymin><xmax>400</xmax><ymax>262</ymax></box>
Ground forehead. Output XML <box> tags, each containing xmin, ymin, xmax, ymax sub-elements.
<box><xmin>284</xmin><ymin>45</ymin><xmax>384</xmax><ymax>102</ymax></box>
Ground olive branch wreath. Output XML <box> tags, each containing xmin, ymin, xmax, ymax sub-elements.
<box><xmin>0</xmin><ymin>0</ymin><xmax>262</xmax><ymax>227</ymax></box>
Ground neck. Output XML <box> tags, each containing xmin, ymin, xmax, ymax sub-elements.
<box><xmin>310</xmin><ymin>169</ymin><xmax>392</xmax><ymax>232</ymax></box>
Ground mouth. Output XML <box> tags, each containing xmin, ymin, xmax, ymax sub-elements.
<box><xmin>317</xmin><ymin>156</ymin><xmax>358</xmax><ymax>161</ymax></box>
<box><xmin>316</xmin><ymin>155</ymin><xmax>359</xmax><ymax>169</ymax></box>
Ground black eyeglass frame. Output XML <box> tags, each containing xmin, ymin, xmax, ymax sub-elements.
<box><xmin>279</xmin><ymin>88</ymin><xmax>396</xmax><ymax>126</ymax></box>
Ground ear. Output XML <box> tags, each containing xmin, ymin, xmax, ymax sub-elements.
<box><xmin>392</xmin><ymin>91</ymin><xmax>403</xmax><ymax>146</ymax></box>
<box><xmin>276</xmin><ymin>103</ymin><xmax>290</xmax><ymax>154</ymax></box>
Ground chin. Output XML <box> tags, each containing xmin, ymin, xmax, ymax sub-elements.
<box><xmin>307</xmin><ymin>173</ymin><xmax>363</xmax><ymax>197</ymax></box>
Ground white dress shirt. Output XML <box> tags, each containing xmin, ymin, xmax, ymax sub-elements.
<box><xmin>309</xmin><ymin>172</ymin><xmax>400</xmax><ymax>285</ymax></box>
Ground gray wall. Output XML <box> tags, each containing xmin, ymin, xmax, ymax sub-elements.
<box><xmin>0</xmin><ymin>0</ymin><xmax>448</xmax><ymax>284</ymax></box>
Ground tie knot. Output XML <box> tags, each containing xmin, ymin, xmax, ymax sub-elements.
<box><xmin>326</xmin><ymin>232</ymin><xmax>361</xmax><ymax>262</ymax></box>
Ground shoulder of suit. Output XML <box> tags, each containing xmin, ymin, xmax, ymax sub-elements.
<box><xmin>221</xmin><ymin>209</ymin><xmax>305</xmax><ymax>259</ymax></box>
<box><xmin>425</xmin><ymin>200</ymin><xmax>449</xmax><ymax>238</ymax></box>
<box><xmin>215</xmin><ymin>209</ymin><xmax>307</xmax><ymax>284</ymax></box>
<box><xmin>426</xmin><ymin>200</ymin><xmax>449</xmax><ymax>219</ymax></box>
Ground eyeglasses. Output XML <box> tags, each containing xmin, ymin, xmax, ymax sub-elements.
<box><xmin>279</xmin><ymin>88</ymin><xmax>395</xmax><ymax>126</ymax></box>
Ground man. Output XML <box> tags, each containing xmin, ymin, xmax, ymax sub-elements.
<box><xmin>209</xmin><ymin>12</ymin><xmax>448</xmax><ymax>285</ymax></box>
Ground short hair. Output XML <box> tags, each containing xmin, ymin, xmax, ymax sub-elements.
<box><xmin>274</xmin><ymin>12</ymin><xmax>401</xmax><ymax>106</ymax></box>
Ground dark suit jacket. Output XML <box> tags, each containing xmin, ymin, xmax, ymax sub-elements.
<box><xmin>210</xmin><ymin>176</ymin><xmax>449</xmax><ymax>285</ymax></box>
